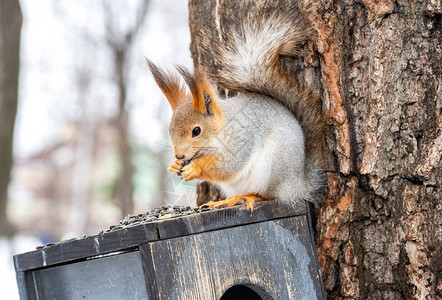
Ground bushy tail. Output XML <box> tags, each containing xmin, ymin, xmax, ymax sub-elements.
<box><xmin>305</xmin><ymin>157</ymin><xmax>326</xmax><ymax>206</ymax></box>
<box><xmin>198</xmin><ymin>1</ymin><xmax>327</xmax><ymax>203</ymax></box>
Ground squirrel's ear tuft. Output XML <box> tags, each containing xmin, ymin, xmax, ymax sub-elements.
<box><xmin>146</xmin><ymin>59</ymin><xmax>186</xmax><ymax>109</ymax></box>
<box><xmin>176</xmin><ymin>66</ymin><xmax>221</xmax><ymax>116</ymax></box>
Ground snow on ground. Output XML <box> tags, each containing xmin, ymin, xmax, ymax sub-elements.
<box><xmin>0</xmin><ymin>235</ymin><xmax>40</xmax><ymax>299</ymax></box>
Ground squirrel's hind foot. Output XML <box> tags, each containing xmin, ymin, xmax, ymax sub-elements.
<box><xmin>205</xmin><ymin>194</ymin><xmax>266</xmax><ymax>214</ymax></box>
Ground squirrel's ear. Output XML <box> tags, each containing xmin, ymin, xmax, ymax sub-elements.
<box><xmin>177</xmin><ymin>66</ymin><xmax>221</xmax><ymax>116</ymax></box>
<box><xmin>146</xmin><ymin>59</ymin><xmax>186</xmax><ymax>110</ymax></box>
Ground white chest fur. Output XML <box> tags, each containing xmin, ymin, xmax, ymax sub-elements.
<box><xmin>218</xmin><ymin>137</ymin><xmax>277</xmax><ymax>197</ymax></box>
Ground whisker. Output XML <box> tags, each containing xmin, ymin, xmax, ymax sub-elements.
<box><xmin>154</xmin><ymin>150</ymin><xmax>175</xmax><ymax>160</ymax></box>
<box><xmin>191</xmin><ymin>146</ymin><xmax>223</xmax><ymax>149</ymax></box>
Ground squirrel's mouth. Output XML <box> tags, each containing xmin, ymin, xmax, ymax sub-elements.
<box><xmin>182</xmin><ymin>150</ymin><xmax>202</xmax><ymax>168</ymax></box>
<box><xmin>177</xmin><ymin>151</ymin><xmax>202</xmax><ymax>177</ymax></box>
<box><xmin>188</xmin><ymin>150</ymin><xmax>202</xmax><ymax>162</ymax></box>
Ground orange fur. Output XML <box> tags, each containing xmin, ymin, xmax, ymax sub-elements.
<box><xmin>178</xmin><ymin>154</ymin><xmax>232</xmax><ymax>182</ymax></box>
<box><xmin>146</xmin><ymin>59</ymin><xmax>187</xmax><ymax>109</ymax></box>
<box><xmin>206</xmin><ymin>193</ymin><xmax>267</xmax><ymax>212</ymax></box>
<box><xmin>177</xmin><ymin>67</ymin><xmax>222</xmax><ymax>116</ymax></box>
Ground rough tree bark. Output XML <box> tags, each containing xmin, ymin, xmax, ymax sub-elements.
<box><xmin>0</xmin><ymin>0</ymin><xmax>22</xmax><ymax>237</ymax></box>
<box><xmin>188</xmin><ymin>0</ymin><xmax>441</xmax><ymax>299</ymax></box>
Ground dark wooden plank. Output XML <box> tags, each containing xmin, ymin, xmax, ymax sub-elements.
<box><xmin>144</xmin><ymin>215</ymin><xmax>325</xmax><ymax>300</ymax></box>
<box><xmin>32</xmin><ymin>250</ymin><xmax>147</xmax><ymax>299</ymax></box>
<box><xmin>14</xmin><ymin>201</ymin><xmax>306</xmax><ymax>272</ymax></box>
<box><xmin>14</xmin><ymin>223</ymin><xmax>158</xmax><ymax>272</ymax></box>
<box><xmin>306</xmin><ymin>204</ymin><xmax>327</xmax><ymax>298</ymax></box>
<box><xmin>156</xmin><ymin>201</ymin><xmax>307</xmax><ymax>240</ymax></box>
<box><xmin>139</xmin><ymin>243</ymin><xmax>160</xmax><ymax>300</ymax></box>
<box><xmin>15</xmin><ymin>271</ymin><xmax>37</xmax><ymax>300</ymax></box>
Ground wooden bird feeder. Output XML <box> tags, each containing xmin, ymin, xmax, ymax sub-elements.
<box><xmin>14</xmin><ymin>202</ymin><xmax>325</xmax><ymax>299</ymax></box>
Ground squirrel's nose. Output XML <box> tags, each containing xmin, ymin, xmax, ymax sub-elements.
<box><xmin>175</xmin><ymin>154</ymin><xmax>185</xmax><ymax>160</ymax></box>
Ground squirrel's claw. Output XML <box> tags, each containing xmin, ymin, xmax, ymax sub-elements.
<box><xmin>206</xmin><ymin>196</ymin><xmax>242</xmax><ymax>209</ymax></box>
<box><xmin>181</xmin><ymin>162</ymin><xmax>202</xmax><ymax>181</ymax></box>
<box><xmin>205</xmin><ymin>194</ymin><xmax>264</xmax><ymax>214</ymax></box>
<box><xmin>168</xmin><ymin>159</ymin><xmax>184</xmax><ymax>175</ymax></box>
<box><xmin>245</xmin><ymin>198</ymin><xmax>256</xmax><ymax>213</ymax></box>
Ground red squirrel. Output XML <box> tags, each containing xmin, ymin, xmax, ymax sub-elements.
<box><xmin>147</xmin><ymin>2</ymin><xmax>326</xmax><ymax>212</ymax></box>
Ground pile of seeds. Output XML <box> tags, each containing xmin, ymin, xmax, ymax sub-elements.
<box><xmin>103</xmin><ymin>204</ymin><xmax>213</xmax><ymax>233</ymax></box>
<box><xmin>36</xmin><ymin>204</ymin><xmax>213</xmax><ymax>249</ymax></box>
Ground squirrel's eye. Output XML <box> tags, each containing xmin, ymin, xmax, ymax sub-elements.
<box><xmin>192</xmin><ymin>126</ymin><xmax>201</xmax><ymax>137</ymax></box>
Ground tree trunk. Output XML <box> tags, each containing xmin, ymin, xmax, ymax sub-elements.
<box><xmin>0</xmin><ymin>0</ymin><xmax>22</xmax><ymax>237</ymax></box>
<box><xmin>188</xmin><ymin>0</ymin><xmax>441</xmax><ymax>299</ymax></box>
<box><xmin>114</xmin><ymin>48</ymin><xmax>134</xmax><ymax>217</ymax></box>
<box><xmin>104</xmin><ymin>0</ymin><xmax>149</xmax><ymax>217</ymax></box>
<box><xmin>70</xmin><ymin>68</ymin><xmax>95</xmax><ymax>236</ymax></box>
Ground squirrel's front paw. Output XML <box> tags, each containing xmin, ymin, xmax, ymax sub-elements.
<box><xmin>168</xmin><ymin>159</ymin><xmax>184</xmax><ymax>176</ymax></box>
<box><xmin>181</xmin><ymin>162</ymin><xmax>202</xmax><ymax>181</ymax></box>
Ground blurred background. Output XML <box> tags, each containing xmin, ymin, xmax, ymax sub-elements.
<box><xmin>0</xmin><ymin>0</ymin><xmax>195</xmax><ymax>298</ymax></box>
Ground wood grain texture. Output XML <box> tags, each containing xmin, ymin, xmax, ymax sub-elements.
<box><xmin>14</xmin><ymin>202</ymin><xmax>306</xmax><ymax>272</ymax></box>
<box><xmin>14</xmin><ymin>223</ymin><xmax>158</xmax><ymax>272</ymax></box>
<box><xmin>142</xmin><ymin>216</ymin><xmax>325</xmax><ymax>300</ymax></box>
<box><xmin>15</xmin><ymin>272</ymin><xmax>37</xmax><ymax>300</ymax></box>
<box><xmin>15</xmin><ymin>202</ymin><xmax>322</xmax><ymax>300</ymax></box>
<box><xmin>32</xmin><ymin>250</ymin><xmax>147</xmax><ymax>299</ymax></box>
<box><xmin>156</xmin><ymin>201</ymin><xmax>307</xmax><ymax>240</ymax></box>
